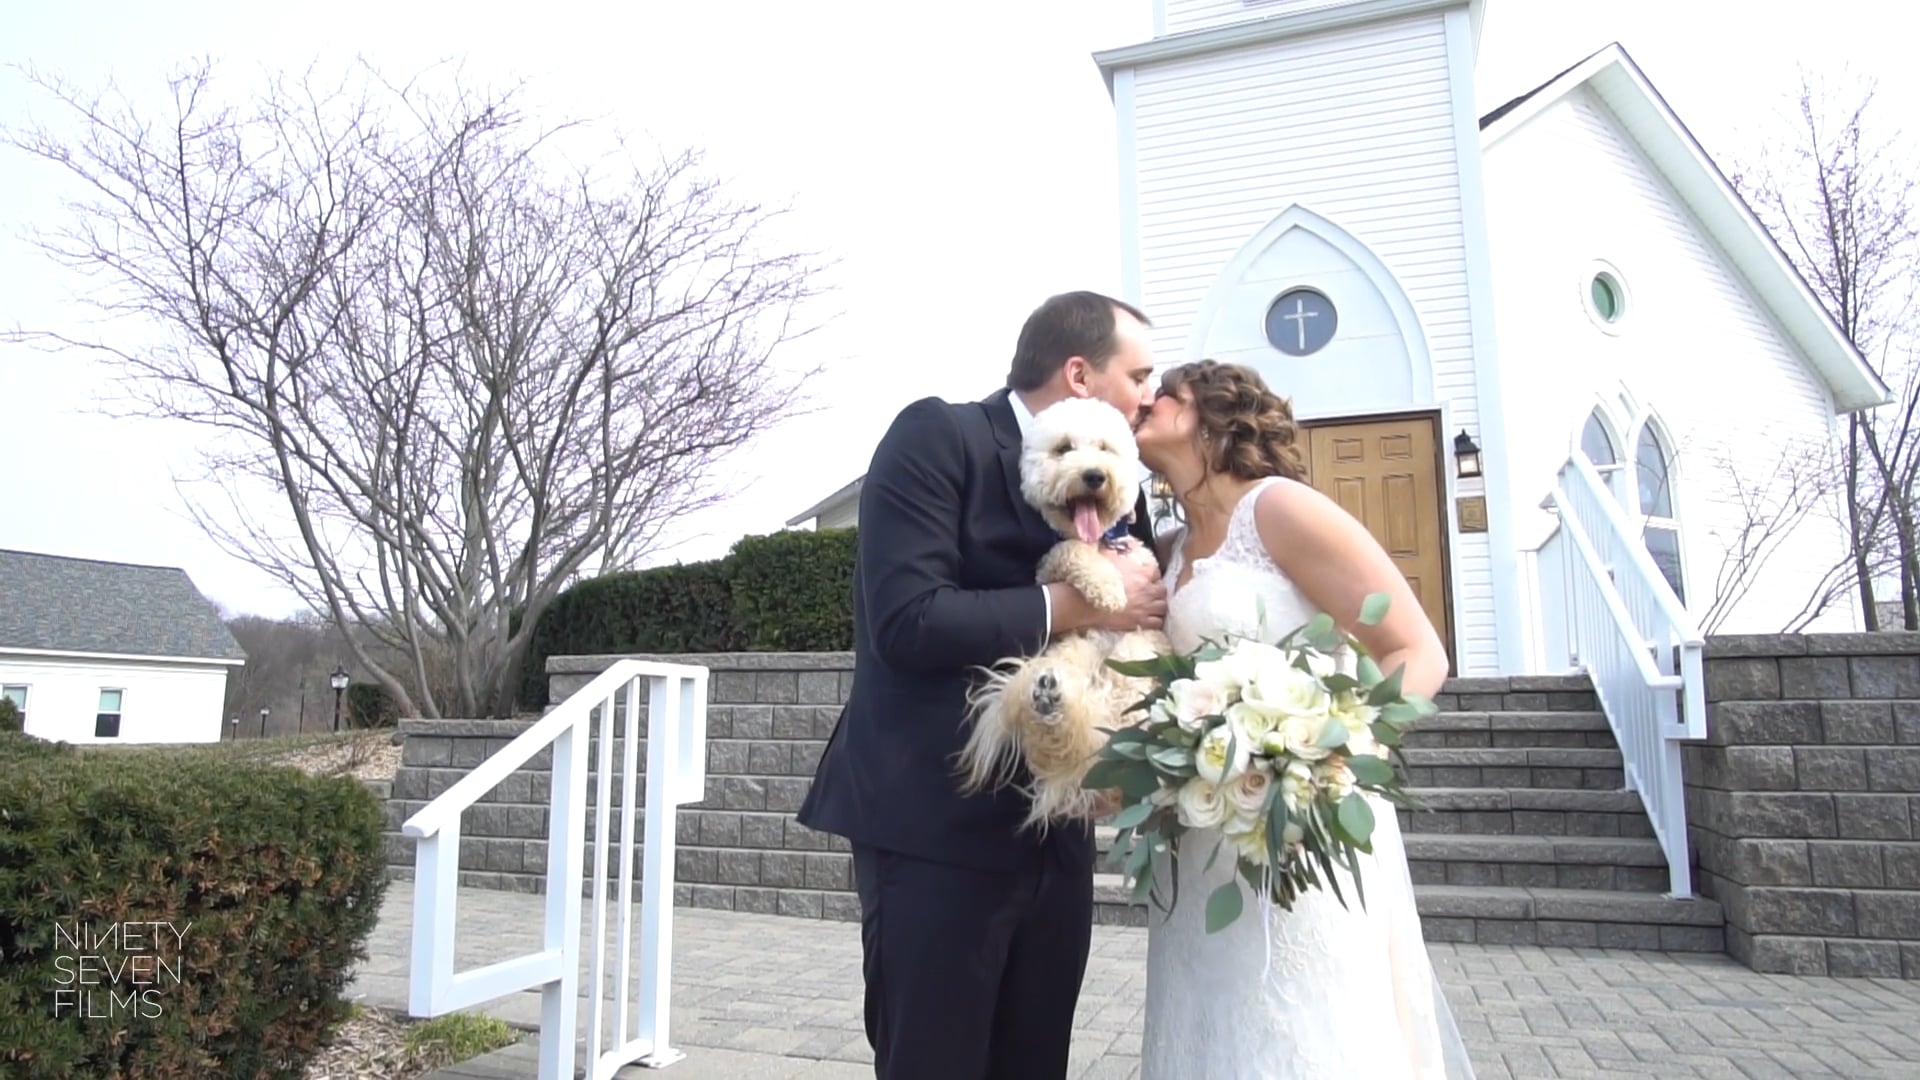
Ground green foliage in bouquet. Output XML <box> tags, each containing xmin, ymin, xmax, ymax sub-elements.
<box><xmin>1085</xmin><ymin>592</ymin><xmax>1436</xmax><ymax>933</ymax></box>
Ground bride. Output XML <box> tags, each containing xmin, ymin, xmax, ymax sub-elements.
<box><xmin>1129</xmin><ymin>360</ymin><xmax>1476</xmax><ymax>1079</ymax></box>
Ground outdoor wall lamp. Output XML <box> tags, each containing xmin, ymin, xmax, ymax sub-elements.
<box><xmin>1454</xmin><ymin>430</ymin><xmax>1483</xmax><ymax>479</ymax></box>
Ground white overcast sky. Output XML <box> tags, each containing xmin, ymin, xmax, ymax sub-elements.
<box><xmin>1</xmin><ymin>0</ymin><xmax>1913</xmax><ymax>617</ymax></box>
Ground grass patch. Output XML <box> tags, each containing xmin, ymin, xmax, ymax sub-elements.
<box><xmin>404</xmin><ymin>1013</ymin><xmax>521</xmax><ymax>1068</ymax></box>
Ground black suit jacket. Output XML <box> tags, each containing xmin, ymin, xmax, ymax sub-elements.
<box><xmin>795</xmin><ymin>388</ymin><xmax>1155</xmax><ymax>872</ymax></box>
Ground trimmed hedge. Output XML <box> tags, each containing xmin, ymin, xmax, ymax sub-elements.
<box><xmin>520</xmin><ymin>527</ymin><xmax>856</xmax><ymax>707</ymax></box>
<box><xmin>0</xmin><ymin>697</ymin><xmax>19</xmax><ymax>733</ymax></box>
<box><xmin>0</xmin><ymin>732</ymin><xmax>388</xmax><ymax>1078</ymax></box>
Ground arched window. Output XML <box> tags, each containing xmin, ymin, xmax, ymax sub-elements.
<box><xmin>1578</xmin><ymin>408</ymin><xmax>1626</xmax><ymax>500</ymax></box>
<box><xmin>1634</xmin><ymin>423</ymin><xmax>1684</xmax><ymax>601</ymax></box>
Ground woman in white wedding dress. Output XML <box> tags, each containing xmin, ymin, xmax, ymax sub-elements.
<box><xmin>1130</xmin><ymin>360</ymin><xmax>1476</xmax><ymax>1080</ymax></box>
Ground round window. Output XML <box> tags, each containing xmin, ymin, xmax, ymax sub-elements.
<box><xmin>1589</xmin><ymin>272</ymin><xmax>1624</xmax><ymax>323</ymax></box>
<box><xmin>1264</xmin><ymin>287</ymin><xmax>1338</xmax><ymax>356</ymax></box>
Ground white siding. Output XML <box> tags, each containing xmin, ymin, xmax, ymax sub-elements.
<box><xmin>0</xmin><ymin>653</ymin><xmax>233</xmax><ymax>744</ymax></box>
<box><xmin>1165</xmin><ymin>0</ymin><xmax>1351</xmax><ymax>36</ymax></box>
<box><xmin>1483</xmin><ymin>88</ymin><xmax>1856</xmax><ymax>641</ymax></box>
<box><xmin>1127</xmin><ymin>12</ymin><xmax>1501</xmax><ymax>671</ymax></box>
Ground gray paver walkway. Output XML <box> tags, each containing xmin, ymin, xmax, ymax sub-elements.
<box><xmin>349</xmin><ymin>886</ymin><xmax>1920</xmax><ymax>1079</ymax></box>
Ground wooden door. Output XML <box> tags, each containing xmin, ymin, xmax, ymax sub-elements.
<box><xmin>1302</xmin><ymin>415</ymin><xmax>1453</xmax><ymax>653</ymax></box>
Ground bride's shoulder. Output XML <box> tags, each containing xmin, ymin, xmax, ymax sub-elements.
<box><xmin>1249</xmin><ymin>476</ymin><xmax>1353</xmax><ymax>549</ymax></box>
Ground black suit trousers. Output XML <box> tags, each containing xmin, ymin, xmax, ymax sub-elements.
<box><xmin>852</xmin><ymin>841</ymin><xmax>1094</xmax><ymax>1080</ymax></box>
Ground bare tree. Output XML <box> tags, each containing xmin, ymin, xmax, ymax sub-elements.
<box><xmin>1697</xmin><ymin>437</ymin><xmax>1882</xmax><ymax>633</ymax></box>
<box><xmin>1731</xmin><ymin>70</ymin><xmax>1919</xmax><ymax>629</ymax></box>
<box><xmin>4</xmin><ymin>59</ymin><xmax>829</xmax><ymax>716</ymax></box>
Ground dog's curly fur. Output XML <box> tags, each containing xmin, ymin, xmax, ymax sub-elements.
<box><xmin>954</xmin><ymin>397</ymin><xmax>1172</xmax><ymax>833</ymax></box>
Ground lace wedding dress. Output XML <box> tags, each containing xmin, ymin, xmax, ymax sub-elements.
<box><xmin>1140</xmin><ymin>477</ymin><xmax>1476</xmax><ymax>1080</ymax></box>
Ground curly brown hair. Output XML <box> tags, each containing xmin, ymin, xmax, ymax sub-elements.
<box><xmin>1158</xmin><ymin>359</ymin><xmax>1307</xmax><ymax>483</ymax></box>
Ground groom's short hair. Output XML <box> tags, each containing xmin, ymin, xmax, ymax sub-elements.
<box><xmin>1006</xmin><ymin>290</ymin><xmax>1151</xmax><ymax>392</ymax></box>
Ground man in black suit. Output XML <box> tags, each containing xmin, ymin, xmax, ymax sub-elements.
<box><xmin>795</xmin><ymin>291</ymin><xmax>1167</xmax><ymax>1080</ymax></box>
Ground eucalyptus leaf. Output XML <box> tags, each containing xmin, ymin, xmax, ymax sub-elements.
<box><xmin>1111</xmin><ymin>799</ymin><xmax>1154</xmax><ymax>831</ymax></box>
<box><xmin>1304</xmin><ymin>613</ymin><xmax>1336</xmax><ymax>642</ymax></box>
<box><xmin>1346</xmin><ymin>754</ymin><xmax>1394</xmax><ymax>787</ymax></box>
<box><xmin>1148</xmin><ymin>745</ymin><xmax>1195</xmax><ymax>770</ymax></box>
<box><xmin>1381</xmin><ymin>702</ymin><xmax>1423</xmax><ymax>729</ymax></box>
<box><xmin>1108</xmin><ymin>740</ymin><xmax>1148</xmax><ymax>761</ymax></box>
<box><xmin>1358</xmin><ymin>592</ymin><xmax>1391</xmax><ymax>626</ymax></box>
<box><xmin>1205</xmin><ymin>881</ymin><xmax>1244</xmax><ymax>933</ymax></box>
<box><xmin>1357</xmin><ymin>654</ymin><xmax>1384</xmax><ymax>687</ymax></box>
<box><xmin>1337</xmin><ymin>793</ymin><xmax>1376</xmax><ymax>847</ymax></box>
<box><xmin>1316</xmin><ymin>719</ymin><xmax>1351</xmax><ymax>750</ymax></box>
<box><xmin>1082</xmin><ymin>758</ymin><xmax>1137</xmax><ymax>790</ymax></box>
<box><xmin>1366</xmin><ymin>665</ymin><xmax>1406</xmax><ymax>707</ymax></box>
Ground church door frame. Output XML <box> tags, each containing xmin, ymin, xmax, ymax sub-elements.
<box><xmin>1296</xmin><ymin>406</ymin><xmax>1459</xmax><ymax>671</ymax></box>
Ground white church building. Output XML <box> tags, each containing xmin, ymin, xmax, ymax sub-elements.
<box><xmin>788</xmin><ymin>0</ymin><xmax>1891</xmax><ymax>682</ymax></box>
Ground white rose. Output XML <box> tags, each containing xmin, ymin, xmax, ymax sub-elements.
<box><xmin>1231</xmin><ymin>818</ymin><xmax>1271</xmax><ymax>865</ymax></box>
<box><xmin>1225</xmin><ymin>765</ymin><xmax>1272</xmax><ymax>826</ymax></box>
<box><xmin>1245</xmin><ymin>663</ymin><xmax>1331</xmax><ymax>722</ymax></box>
<box><xmin>1278</xmin><ymin>759</ymin><xmax>1315</xmax><ymax>812</ymax></box>
<box><xmin>1175</xmin><ymin>777</ymin><xmax>1231</xmax><ymax>829</ymax></box>
<box><xmin>1195</xmin><ymin>719</ymin><xmax>1252</xmax><ymax>783</ymax></box>
<box><xmin>1329</xmin><ymin>690</ymin><xmax>1379</xmax><ymax>735</ymax></box>
<box><xmin>1226</xmin><ymin>699</ymin><xmax>1283</xmax><ymax>745</ymax></box>
<box><xmin>1314</xmin><ymin>759</ymin><xmax>1357</xmax><ymax>801</ymax></box>
<box><xmin>1345</xmin><ymin>722</ymin><xmax>1380</xmax><ymax>761</ymax></box>
<box><xmin>1164</xmin><ymin>678</ymin><xmax>1229</xmax><ymax>733</ymax></box>
<box><xmin>1195</xmin><ymin>639</ymin><xmax>1285</xmax><ymax>696</ymax></box>
<box><xmin>1299</xmin><ymin>648</ymin><xmax>1338</xmax><ymax>678</ymax></box>
<box><xmin>1281</xmin><ymin>710</ymin><xmax>1339</xmax><ymax>761</ymax></box>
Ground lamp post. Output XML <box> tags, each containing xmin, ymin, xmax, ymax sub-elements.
<box><xmin>258</xmin><ymin>707</ymin><xmax>270</xmax><ymax>739</ymax></box>
<box><xmin>329</xmin><ymin>663</ymin><xmax>350</xmax><ymax>733</ymax></box>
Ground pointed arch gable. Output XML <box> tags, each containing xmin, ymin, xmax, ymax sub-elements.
<box><xmin>1182</xmin><ymin>204</ymin><xmax>1436</xmax><ymax>413</ymax></box>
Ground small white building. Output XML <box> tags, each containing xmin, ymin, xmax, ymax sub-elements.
<box><xmin>0</xmin><ymin>549</ymin><xmax>247</xmax><ymax>744</ymax></box>
<box><xmin>786</xmin><ymin>0</ymin><xmax>1892</xmax><ymax>679</ymax></box>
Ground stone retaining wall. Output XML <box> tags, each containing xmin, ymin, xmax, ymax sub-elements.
<box><xmin>1685</xmin><ymin>632</ymin><xmax>1920</xmax><ymax>977</ymax></box>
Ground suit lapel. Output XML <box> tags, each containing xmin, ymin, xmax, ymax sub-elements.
<box><xmin>985</xmin><ymin>389</ymin><xmax>1055</xmax><ymax>542</ymax></box>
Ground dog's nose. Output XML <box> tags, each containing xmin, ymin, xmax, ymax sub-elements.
<box><xmin>1081</xmin><ymin>470</ymin><xmax>1106</xmax><ymax>490</ymax></box>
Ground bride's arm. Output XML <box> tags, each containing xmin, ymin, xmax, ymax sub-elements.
<box><xmin>1250</xmin><ymin>480</ymin><xmax>1450</xmax><ymax>698</ymax></box>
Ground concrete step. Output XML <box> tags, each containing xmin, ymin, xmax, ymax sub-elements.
<box><xmin>1091</xmin><ymin>874</ymin><xmax>1722</xmax><ymax>951</ymax></box>
<box><xmin>1404</xmin><ymin>833</ymin><xmax>1670</xmax><ymax>892</ymax></box>
<box><xmin>1400</xmin><ymin>746</ymin><xmax>1625</xmax><ymax>790</ymax></box>
<box><xmin>1398</xmin><ymin>711</ymin><xmax>1616</xmax><ymax>750</ymax></box>
<box><xmin>1394</xmin><ymin>787</ymin><xmax>1653</xmax><ymax>837</ymax></box>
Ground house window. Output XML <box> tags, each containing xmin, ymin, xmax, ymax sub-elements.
<box><xmin>1</xmin><ymin>685</ymin><xmax>25</xmax><ymax>728</ymax></box>
<box><xmin>96</xmin><ymin>689</ymin><xmax>123</xmax><ymax>739</ymax></box>
<box><xmin>1634</xmin><ymin>425</ymin><xmax>1685</xmax><ymax>601</ymax></box>
<box><xmin>1263</xmin><ymin>287</ymin><xmax>1338</xmax><ymax>356</ymax></box>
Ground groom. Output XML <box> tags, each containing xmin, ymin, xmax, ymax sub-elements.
<box><xmin>796</xmin><ymin>291</ymin><xmax>1168</xmax><ymax>1080</ymax></box>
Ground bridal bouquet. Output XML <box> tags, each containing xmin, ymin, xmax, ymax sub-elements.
<box><xmin>1084</xmin><ymin>593</ymin><xmax>1435</xmax><ymax>933</ymax></box>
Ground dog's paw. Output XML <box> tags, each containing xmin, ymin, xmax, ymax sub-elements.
<box><xmin>1031</xmin><ymin>669</ymin><xmax>1063</xmax><ymax>722</ymax></box>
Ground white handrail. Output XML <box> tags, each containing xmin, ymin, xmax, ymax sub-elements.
<box><xmin>1548</xmin><ymin>452</ymin><xmax>1705</xmax><ymax>897</ymax></box>
<box><xmin>401</xmin><ymin>658</ymin><xmax>710</xmax><ymax>1080</ymax></box>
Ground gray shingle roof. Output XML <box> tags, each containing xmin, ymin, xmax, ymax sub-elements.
<box><xmin>0</xmin><ymin>549</ymin><xmax>248</xmax><ymax>662</ymax></box>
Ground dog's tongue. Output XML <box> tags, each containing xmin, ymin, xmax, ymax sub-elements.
<box><xmin>1073</xmin><ymin>501</ymin><xmax>1102</xmax><ymax>545</ymax></box>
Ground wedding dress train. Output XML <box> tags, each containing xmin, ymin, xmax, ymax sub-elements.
<box><xmin>1139</xmin><ymin>477</ymin><xmax>1476</xmax><ymax>1080</ymax></box>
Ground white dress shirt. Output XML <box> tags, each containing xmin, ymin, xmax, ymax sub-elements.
<box><xmin>1008</xmin><ymin>391</ymin><xmax>1055</xmax><ymax>639</ymax></box>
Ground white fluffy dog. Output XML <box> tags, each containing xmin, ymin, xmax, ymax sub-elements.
<box><xmin>955</xmin><ymin>397</ymin><xmax>1172</xmax><ymax>832</ymax></box>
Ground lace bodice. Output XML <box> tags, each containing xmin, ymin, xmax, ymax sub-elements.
<box><xmin>1162</xmin><ymin>478</ymin><xmax>1322</xmax><ymax>653</ymax></box>
<box><xmin>1140</xmin><ymin>478</ymin><xmax>1462</xmax><ymax>1080</ymax></box>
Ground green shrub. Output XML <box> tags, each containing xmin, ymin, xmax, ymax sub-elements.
<box><xmin>345</xmin><ymin>682</ymin><xmax>398</xmax><ymax>728</ymax></box>
<box><xmin>518</xmin><ymin>528</ymin><xmax>857</xmax><ymax>708</ymax></box>
<box><xmin>728</xmin><ymin>528</ymin><xmax>857</xmax><ymax>650</ymax></box>
<box><xmin>0</xmin><ymin>697</ymin><xmax>19</xmax><ymax>734</ymax></box>
<box><xmin>0</xmin><ymin>731</ymin><xmax>389</xmax><ymax>1078</ymax></box>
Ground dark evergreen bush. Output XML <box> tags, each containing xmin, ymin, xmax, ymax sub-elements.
<box><xmin>0</xmin><ymin>732</ymin><xmax>388</xmax><ymax>1078</ymax></box>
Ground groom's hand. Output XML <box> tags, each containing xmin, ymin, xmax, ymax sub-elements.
<box><xmin>1094</xmin><ymin>550</ymin><xmax>1166</xmax><ymax>633</ymax></box>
